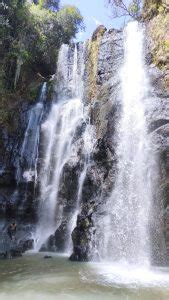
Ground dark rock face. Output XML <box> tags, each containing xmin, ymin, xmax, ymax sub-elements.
<box><xmin>70</xmin><ymin>199</ymin><xmax>98</xmax><ymax>262</ymax></box>
<box><xmin>145</xmin><ymin>41</ymin><xmax>169</xmax><ymax>263</ymax></box>
<box><xmin>0</xmin><ymin>221</ymin><xmax>34</xmax><ymax>259</ymax></box>
<box><xmin>0</xmin><ymin>238</ymin><xmax>34</xmax><ymax>259</ymax></box>
<box><xmin>40</xmin><ymin>131</ymin><xmax>86</xmax><ymax>253</ymax></box>
<box><xmin>0</xmin><ymin>102</ymin><xmax>37</xmax><ymax>221</ymax></box>
<box><xmin>150</xmin><ymin>124</ymin><xmax>169</xmax><ymax>264</ymax></box>
<box><xmin>0</xmin><ymin>104</ymin><xmax>32</xmax><ymax>218</ymax></box>
<box><xmin>43</xmin><ymin>159</ymin><xmax>81</xmax><ymax>252</ymax></box>
<box><xmin>0</xmin><ymin>24</ymin><xmax>167</xmax><ymax>265</ymax></box>
<box><xmin>70</xmin><ymin>26</ymin><xmax>168</xmax><ymax>265</ymax></box>
<box><xmin>0</xmin><ymin>86</ymin><xmax>48</xmax><ymax>255</ymax></box>
<box><xmin>70</xmin><ymin>28</ymin><xmax>123</xmax><ymax>261</ymax></box>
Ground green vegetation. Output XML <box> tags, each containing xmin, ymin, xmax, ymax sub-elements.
<box><xmin>107</xmin><ymin>0</ymin><xmax>167</xmax><ymax>20</ymax></box>
<box><xmin>0</xmin><ymin>0</ymin><xmax>83</xmax><ymax>127</ymax></box>
<box><xmin>142</xmin><ymin>0</ymin><xmax>168</xmax><ymax>72</ymax></box>
<box><xmin>0</xmin><ymin>0</ymin><xmax>84</xmax><ymax>92</ymax></box>
<box><xmin>87</xmin><ymin>26</ymin><xmax>106</xmax><ymax>102</ymax></box>
<box><xmin>107</xmin><ymin>1</ymin><xmax>167</xmax><ymax>73</ymax></box>
<box><xmin>149</xmin><ymin>13</ymin><xmax>168</xmax><ymax>68</ymax></box>
<box><xmin>142</xmin><ymin>0</ymin><xmax>167</xmax><ymax>19</ymax></box>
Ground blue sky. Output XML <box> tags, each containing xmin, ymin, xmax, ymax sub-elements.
<box><xmin>61</xmin><ymin>0</ymin><xmax>128</xmax><ymax>41</ymax></box>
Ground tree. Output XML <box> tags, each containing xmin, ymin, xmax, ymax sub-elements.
<box><xmin>107</xmin><ymin>0</ymin><xmax>142</xmax><ymax>18</ymax></box>
<box><xmin>32</xmin><ymin>0</ymin><xmax>60</xmax><ymax>10</ymax></box>
<box><xmin>57</xmin><ymin>5</ymin><xmax>84</xmax><ymax>41</ymax></box>
<box><xmin>43</xmin><ymin>0</ymin><xmax>60</xmax><ymax>11</ymax></box>
<box><xmin>0</xmin><ymin>0</ymin><xmax>84</xmax><ymax>89</ymax></box>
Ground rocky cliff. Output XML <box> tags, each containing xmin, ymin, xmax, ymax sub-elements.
<box><xmin>70</xmin><ymin>24</ymin><xmax>168</xmax><ymax>264</ymax></box>
<box><xmin>0</xmin><ymin>17</ymin><xmax>168</xmax><ymax>263</ymax></box>
<box><xmin>143</xmin><ymin>0</ymin><xmax>169</xmax><ymax>262</ymax></box>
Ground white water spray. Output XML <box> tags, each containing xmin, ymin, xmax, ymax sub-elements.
<box><xmin>34</xmin><ymin>98</ymin><xmax>84</xmax><ymax>250</ymax></box>
<box><xmin>101</xmin><ymin>22</ymin><xmax>154</xmax><ymax>266</ymax></box>
<box><xmin>17</xmin><ymin>83</ymin><xmax>46</xmax><ymax>184</ymax></box>
<box><xmin>69</xmin><ymin>121</ymin><xmax>96</xmax><ymax>251</ymax></box>
<box><xmin>34</xmin><ymin>44</ymin><xmax>91</xmax><ymax>251</ymax></box>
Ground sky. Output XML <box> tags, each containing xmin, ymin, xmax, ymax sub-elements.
<box><xmin>61</xmin><ymin>0</ymin><xmax>128</xmax><ymax>41</ymax></box>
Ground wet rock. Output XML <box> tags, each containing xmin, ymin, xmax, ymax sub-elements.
<box><xmin>17</xmin><ymin>238</ymin><xmax>34</xmax><ymax>252</ymax></box>
<box><xmin>0</xmin><ymin>170</ymin><xmax>16</xmax><ymax>186</ymax></box>
<box><xmin>8</xmin><ymin>249</ymin><xmax>22</xmax><ymax>258</ymax></box>
<box><xmin>44</xmin><ymin>255</ymin><xmax>52</xmax><ymax>259</ymax></box>
<box><xmin>0</xmin><ymin>99</ymin><xmax>41</xmax><ymax>237</ymax></box>
<box><xmin>0</xmin><ymin>238</ymin><xmax>34</xmax><ymax>259</ymax></box>
<box><xmin>0</xmin><ymin>219</ymin><xmax>35</xmax><ymax>259</ymax></box>
<box><xmin>149</xmin><ymin>123</ymin><xmax>169</xmax><ymax>264</ymax></box>
<box><xmin>70</xmin><ymin>28</ymin><xmax>123</xmax><ymax>262</ymax></box>
<box><xmin>42</xmin><ymin>147</ymin><xmax>84</xmax><ymax>252</ymax></box>
<box><xmin>70</xmin><ymin>167</ymin><xmax>102</xmax><ymax>261</ymax></box>
<box><xmin>0</xmin><ymin>249</ymin><xmax>22</xmax><ymax>259</ymax></box>
<box><xmin>70</xmin><ymin>207</ymin><xmax>97</xmax><ymax>262</ymax></box>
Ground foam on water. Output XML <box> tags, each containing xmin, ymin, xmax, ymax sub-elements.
<box><xmin>90</xmin><ymin>262</ymin><xmax>169</xmax><ymax>290</ymax></box>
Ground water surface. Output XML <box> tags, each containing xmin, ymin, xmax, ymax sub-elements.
<box><xmin>0</xmin><ymin>253</ymin><xmax>169</xmax><ymax>300</ymax></box>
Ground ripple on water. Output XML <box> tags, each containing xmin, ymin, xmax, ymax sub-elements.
<box><xmin>0</xmin><ymin>254</ymin><xmax>169</xmax><ymax>300</ymax></box>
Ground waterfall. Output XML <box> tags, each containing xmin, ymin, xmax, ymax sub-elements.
<box><xmin>34</xmin><ymin>43</ymin><xmax>91</xmax><ymax>251</ymax></box>
<box><xmin>68</xmin><ymin>121</ymin><xmax>96</xmax><ymax>252</ymax></box>
<box><xmin>34</xmin><ymin>98</ymin><xmax>84</xmax><ymax>251</ymax></box>
<box><xmin>17</xmin><ymin>83</ymin><xmax>47</xmax><ymax>184</ymax></box>
<box><xmin>34</xmin><ymin>22</ymin><xmax>154</xmax><ymax>261</ymax></box>
<box><xmin>100</xmin><ymin>22</ymin><xmax>154</xmax><ymax>266</ymax></box>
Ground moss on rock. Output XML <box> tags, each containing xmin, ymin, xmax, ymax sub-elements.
<box><xmin>142</xmin><ymin>0</ymin><xmax>168</xmax><ymax>88</ymax></box>
<box><xmin>148</xmin><ymin>13</ymin><xmax>168</xmax><ymax>69</ymax></box>
<box><xmin>87</xmin><ymin>25</ymin><xmax>107</xmax><ymax>102</ymax></box>
<box><xmin>142</xmin><ymin>0</ymin><xmax>167</xmax><ymax>20</ymax></box>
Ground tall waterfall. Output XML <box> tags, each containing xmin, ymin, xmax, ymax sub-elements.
<box><xmin>34</xmin><ymin>43</ymin><xmax>92</xmax><ymax>251</ymax></box>
<box><xmin>101</xmin><ymin>22</ymin><xmax>153</xmax><ymax>266</ymax></box>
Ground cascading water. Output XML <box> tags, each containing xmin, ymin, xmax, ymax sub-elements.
<box><xmin>34</xmin><ymin>43</ymin><xmax>93</xmax><ymax>251</ymax></box>
<box><xmin>100</xmin><ymin>22</ymin><xmax>154</xmax><ymax>266</ymax></box>
<box><xmin>35</xmin><ymin>98</ymin><xmax>84</xmax><ymax>250</ymax></box>
<box><xmin>17</xmin><ymin>83</ymin><xmax>47</xmax><ymax>184</ymax></box>
<box><xmin>69</xmin><ymin>121</ymin><xmax>96</xmax><ymax>251</ymax></box>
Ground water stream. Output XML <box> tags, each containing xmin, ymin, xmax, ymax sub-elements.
<box><xmin>16</xmin><ymin>83</ymin><xmax>47</xmax><ymax>184</ymax></box>
<box><xmin>34</xmin><ymin>43</ymin><xmax>94</xmax><ymax>251</ymax></box>
<box><xmin>34</xmin><ymin>97</ymin><xmax>84</xmax><ymax>250</ymax></box>
<box><xmin>99</xmin><ymin>22</ymin><xmax>155</xmax><ymax>266</ymax></box>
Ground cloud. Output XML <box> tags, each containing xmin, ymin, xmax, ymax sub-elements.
<box><xmin>91</xmin><ymin>16</ymin><xmax>102</xmax><ymax>26</ymax></box>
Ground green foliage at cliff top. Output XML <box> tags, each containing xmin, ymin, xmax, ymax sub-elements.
<box><xmin>142</xmin><ymin>0</ymin><xmax>168</xmax><ymax>72</ymax></box>
<box><xmin>142</xmin><ymin>0</ymin><xmax>167</xmax><ymax>19</ymax></box>
<box><xmin>0</xmin><ymin>0</ymin><xmax>84</xmax><ymax>91</ymax></box>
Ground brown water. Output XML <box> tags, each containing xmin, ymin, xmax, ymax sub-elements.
<box><xmin>0</xmin><ymin>253</ymin><xmax>169</xmax><ymax>300</ymax></box>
